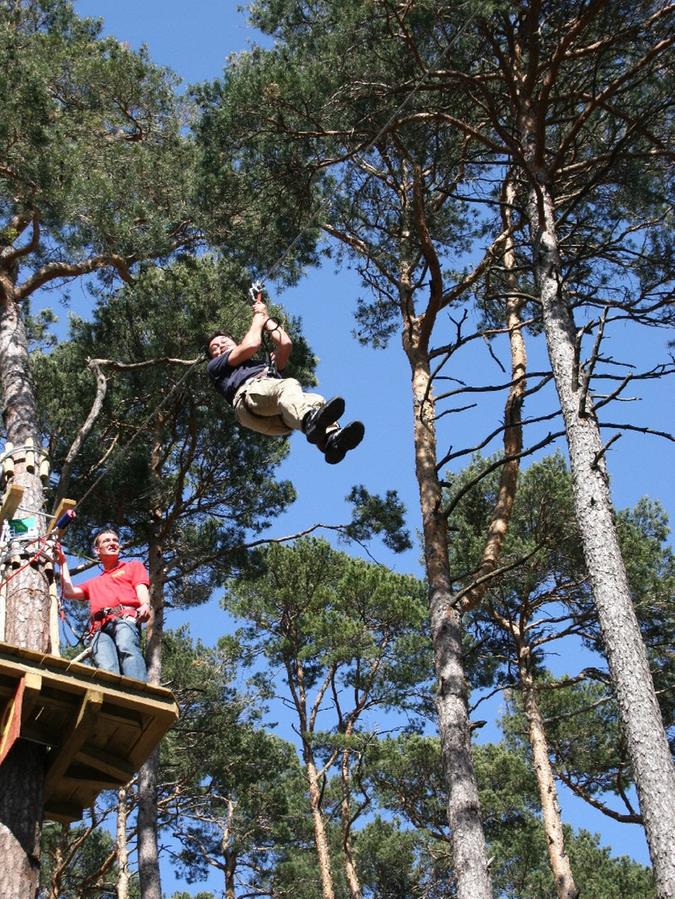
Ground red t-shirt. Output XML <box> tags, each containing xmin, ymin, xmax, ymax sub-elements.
<box><xmin>80</xmin><ymin>560</ymin><xmax>149</xmax><ymax>623</ymax></box>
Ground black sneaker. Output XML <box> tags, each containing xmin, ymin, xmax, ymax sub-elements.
<box><xmin>324</xmin><ymin>421</ymin><xmax>365</xmax><ymax>464</ymax></box>
<box><xmin>304</xmin><ymin>396</ymin><xmax>345</xmax><ymax>446</ymax></box>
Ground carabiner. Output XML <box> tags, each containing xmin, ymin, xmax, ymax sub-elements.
<box><xmin>248</xmin><ymin>281</ymin><xmax>264</xmax><ymax>304</ymax></box>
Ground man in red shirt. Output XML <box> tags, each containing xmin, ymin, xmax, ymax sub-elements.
<box><xmin>58</xmin><ymin>529</ymin><xmax>151</xmax><ymax>681</ymax></box>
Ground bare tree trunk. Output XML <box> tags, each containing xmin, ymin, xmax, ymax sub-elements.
<box><xmin>137</xmin><ymin>750</ymin><xmax>161</xmax><ymax>899</ymax></box>
<box><xmin>225</xmin><ymin>853</ymin><xmax>237</xmax><ymax>899</ymax></box>
<box><xmin>306</xmin><ymin>757</ymin><xmax>336</xmax><ymax>899</ymax></box>
<box><xmin>0</xmin><ymin>288</ymin><xmax>48</xmax><ymax>897</ymax></box>
<box><xmin>518</xmin><ymin>645</ymin><xmax>578</xmax><ymax>899</ymax></box>
<box><xmin>137</xmin><ymin>537</ymin><xmax>165</xmax><ymax>899</ymax></box>
<box><xmin>223</xmin><ymin>799</ymin><xmax>237</xmax><ymax>899</ymax></box>
<box><xmin>407</xmin><ymin>327</ymin><xmax>492</xmax><ymax>899</ymax></box>
<box><xmin>116</xmin><ymin>787</ymin><xmax>130</xmax><ymax>899</ymax></box>
<box><xmin>524</xmin><ymin>164</ymin><xmax>675</xmax><ymax>896</ymax></box>
<box><xmin>339</xmin><ymin>744</ymin><xmax>362</xmax><ymax>899</ymax></box>
<box><xmin>46</xmin><ymin>825</ymin><xmax>67</xmax><ymax>899</ymax></box>
<box><xmin>137</xmin><ymin>440</ymin><xmax>166</xmax><ymax>899</ymax></box>
<box><xmin>459</xmin><ymin>178</ymin><xmax>526</xmax><ymax>614</ymax></box>
<box><xmin>393</xmin><ymin>161</ymin><xmax>494</xmax><ymax>898</ymax></box>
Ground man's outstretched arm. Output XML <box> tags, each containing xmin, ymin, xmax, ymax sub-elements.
<box><xmin>225</xmin><ymin>301</ymin><xmax>269</xmax><ymax>366</ymax></box>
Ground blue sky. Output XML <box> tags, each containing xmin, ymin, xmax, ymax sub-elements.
<box><xmin>64</xmin><ymin>0</ymin><xmax>673</xmax><ymax>889</ymax></box>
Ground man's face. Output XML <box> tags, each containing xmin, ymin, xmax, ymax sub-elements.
<box><xmin>94</xmin><ymin>531</ymin><xmax>120</xmax><ymax>562</ymax></box>
<box><xmin>208</xmin><ymin>335</ymin><xmax>236</xmax><ymax>358</ymax></box>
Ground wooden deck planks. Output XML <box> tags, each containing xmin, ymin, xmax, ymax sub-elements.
<box><xmin>0</xmin><ymin>641</ymin><xmax>178</xmax><ymax>822</ymax></box>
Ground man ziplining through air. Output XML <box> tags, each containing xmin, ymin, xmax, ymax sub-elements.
<box><xmin>207</xmin><ymin>288</ymin><xmax>365</xmax><ymax>464</ymax></box>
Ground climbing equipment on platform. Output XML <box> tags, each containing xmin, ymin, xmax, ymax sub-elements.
<box><xmin>0</xmin><ymin>439</ymin><xmax>81</xmax><ymax>653</ymax></box>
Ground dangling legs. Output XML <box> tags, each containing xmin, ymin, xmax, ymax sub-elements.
<box><xmin>237</xmin><ymin>377</ymin><xmax>327</xmax><ymax>430</ymax></box>
<box><xmin>233</xmin><ymin>377</ymin><xmax>363</xmax><ymax>462</ymax></box>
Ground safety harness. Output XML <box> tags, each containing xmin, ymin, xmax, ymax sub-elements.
<box><xmin>89</xmin><ymin>603</ymin><xmax>139</xmax><ymax>634</ymax></box>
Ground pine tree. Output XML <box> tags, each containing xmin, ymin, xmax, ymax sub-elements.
<box><xmin>194</xmin><ymin>2</ymin><xmax>674</xmax><ymax>892</ymax></box>
<box><xmin>0</xmin><ymin>3</ymin><xmax>198</xmax><ymax>892</ymax></box>
<box><xmin>225</xmin><ymin>538</ymin><xmax>431</xmax><ymax>899</ymax></box>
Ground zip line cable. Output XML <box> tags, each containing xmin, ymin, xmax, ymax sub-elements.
<box><xmin>15</xmin><ymin>7</ymin><xmax>478</xmax><ymax>535</ymax></box>
<box><xmin>74</xmin><ymin>353</ymin><xmax>206</xmax><ymax>512</ymax></box>
<box><xmin>257</xmin><ymin>2</ymin><xmax>477</xmax><ymax>286</ymax></box>
<box><xmin>0</xmin><ymin>9</ymin><xmax>481</xmax><ymax>655</ymax></box>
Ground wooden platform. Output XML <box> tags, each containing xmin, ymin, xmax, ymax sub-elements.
<box><xmin>0</xmin><ymin>641</ymin><xmax>179</xmax><ymax>823</ymax></box>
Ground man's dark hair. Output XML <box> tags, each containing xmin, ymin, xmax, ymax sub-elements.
<box><xmin>206</xmin><ymin>331</ymin><xmax>233</xmax><ymax>354</ymax></box>
<box><xmin>92</xmin><ymin>528</ymin><xmax>119</xmax><ymax>549</ymax></box>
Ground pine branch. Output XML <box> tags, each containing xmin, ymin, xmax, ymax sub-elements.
<box><xmin>440</xmin><ymin>430</ymin><xmax>566</xmax><ymax>518</ymax></box>
<box><xmin>578</xmin><ymin>307</ymin><xmax>609</xmax><ymax>417</ymax></box>
<box><xmin>1</xmin><ymin>211</ymin><xmax>40</xmax><ymax>265</ymax></box>
<box><xmin>555</xmin><ymin>768</ymin><xmax>642</xmax><ymax>824</ymax></box>
<box><xmin>54</xmin><ymin>359</ymin><xmax>108</xmax><ymax>507</ymax></box>
<box><xmin>599</xmin><ymin>422</ymin><xmax>675</xmax><ymax>442</ymax></box>
<box><xmin>16</xmin><ymin>253</ymin><xmax>136</xmax><ymax>298</ymax></box>
<box><xmin>452</xmin><ymin>545</ymin><xmax>545</xmax><ymax>612</ymax></box>
<box><xmin>89</xmin><ymin>355</ymin><xmax>203</xmax><ymax>370</ymax></box>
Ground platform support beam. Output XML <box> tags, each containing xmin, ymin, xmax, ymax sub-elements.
<box><xmin>0</xmin><ymin>670</ymin><xmax>42</xmax><ymax>765</ymax></box>
<box><xmin>76</xmin><ymin>745</ymin><xmax>136</xmax><ymax>784</ymax></box>
<box><xmin>44</xmin><ymin>689</ymin><xmax>103</xmax><ymax>796</ymax></box>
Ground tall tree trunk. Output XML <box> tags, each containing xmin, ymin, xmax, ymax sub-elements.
<box><xmin>137</xmin><ymin>534</ymin><xmax>165</xmax><ymax>899</ymax></box>
<box><xmin>524</xmin><ymin>161</ymin><xmax>675</xmax><ymax>896</ymax></box>
<box><xmin>0</xmin><ymin>288</ymin><xmax>48</xmax><ymax>897</ymax></box>
<box><xmin>137</xmin><ymin>440</ymin><xmax>166</xmax><ymax>899</ymax></box>
<box><xmin>116</xmin><ymin>787</ymin><xmax>130</xmax><ymax>899</ymax></box>
<box><xmin>46</xmin><ymin>825</ymin><xmax>67</xmax><ymax>899</ymax></box>
<box><xmin>305</xmin><ymin>756</ymin><xmax>336</xmax><ymax>899</ymax></box>
<box><xmin>407</xmin><ymin>326</ymin><xmax>493</xmax><ymax>899</ymax></box>
<box><xmin>137</xmin><ymin>755</ymin><xmax>160</xmax><ymax>899</ymax></box>
<box><xmin>223</xmin><ymin>799</ymin><xmax>237</xmax><ymax>899</ymax></box>
<box><xmin>517</xmin><ymin>643</ymin><xmax>578</xmax><ymax>899</ymax></box>
<box><xmin>225</xmin><ymin>853</ymin><xmax>236</xmax><ymax>899</ymax></box>
<box><xmin>399</xmin><ymin>165</ymin><xmax>493</xmax><ymax>898</ymax></box>
<box><xmin>339</xmin><ymin>743</ymin><xmax>362</xmax><ymax>899</ymax></box>
<box><xmin>458</xmin><ymin>177</ymin><xmax>526</xmax><ymax>617</ymax></box>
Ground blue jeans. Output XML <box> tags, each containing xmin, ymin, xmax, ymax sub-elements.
<box><xmin>91</xmin><ymin>617</ymin><xmax>147</xmax><ymax>681</ymax></box>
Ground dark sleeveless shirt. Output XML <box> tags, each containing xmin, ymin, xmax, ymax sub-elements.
<box><xmin>208</xmin><ymin>352</ymin><xmax>280</xmax><ymax>405</ymax></box>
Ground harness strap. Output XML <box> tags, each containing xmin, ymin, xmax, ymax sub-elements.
<box><xmin>261</xmin><ymin>330</ymin><xmax>278</xmax><ymax>377</ymax></box>
<box><xmin>89</xmin><ymin>604</ymin><xmax>138</xmax><ymax>633</ymax></box>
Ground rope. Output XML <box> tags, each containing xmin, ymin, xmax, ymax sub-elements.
<box><xmin>15</xmin><ymin>506</ymin><xmax>54</xmax><ymax>521</ymax></box>
<box><xmin>0</xmin><ymin>535</ymin><xmax>51</xmax><ymax>591</ymax></box>
<box><xmin>75</xmin><ymin>353</ymin><xmax>205</xmax><ymax>511</ymax></box>
<box><xmin>2</xmin><ymin>7</ymin><xmax>479</xmax><ymax>548</ymax></box>
<box><xmin>58</xmin><ymin>585</ymin><xmax>88</xmax><ymax>647</ymax></box>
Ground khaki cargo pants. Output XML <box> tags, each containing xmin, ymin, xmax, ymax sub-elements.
<box><xmin>233</xmin><ymin>376</ymin><xmax>329</xmax><ymax>437</ymax></box>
